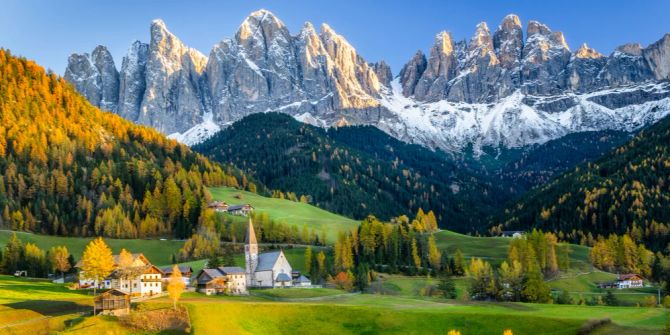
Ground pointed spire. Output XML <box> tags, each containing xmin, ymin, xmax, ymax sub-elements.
<box><xmin>245</xmin><ymin>218</ymin><xmax>257</xmax><ymax>244</ymax></box>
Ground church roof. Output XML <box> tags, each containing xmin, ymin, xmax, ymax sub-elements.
<box><xmin>245</xmin><ymin>218</ymin><xmax>257</xmax><ymax>244</ymax></box>
<box><xmin>219</xmin><ymin>266</ymin><xmax>245</xmax><ymax>274</ymax></box>
<box><xmin>275</xmin><ymin>272</ymin><xmax>292</xmax><ymax>282</ymax></box>
<box><xmin>256</xmin><ymin>251</ymin><xmax>282</xmax><ymax>271</ymax></box>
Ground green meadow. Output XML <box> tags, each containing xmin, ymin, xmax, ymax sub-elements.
<box><xmin>208</xmin><ymin>187</ymin><xmax>359</xmax><ymax>243</ymax></box>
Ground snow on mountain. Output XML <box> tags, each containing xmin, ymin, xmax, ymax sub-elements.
<box><xmin>65</xmin><ymin>10</ymin><xmax>670</xmax><ymax>155</ymax></box>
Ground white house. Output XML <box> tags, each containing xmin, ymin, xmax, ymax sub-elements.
<box><xmin>616</xmin><ymin>274</ymin><xmax>644</xmax><ymax>288</ymax></box>
<box><xmin>195</xmin><ymin>267</ymin><xmax>247</xmax><ymax>295</ymax></box>
<box><xmin>77</xmin><ymin>253</ymin><xmax>164</xmax><ymax>297</ymax></box>
<box><xmin>245</xmin><ymin>219</ymin><xmax>294</xmax><ymax>288</ymax></box>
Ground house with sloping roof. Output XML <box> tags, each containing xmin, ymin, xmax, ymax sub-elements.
<box><xmin>161</xmin><ymin>265</ymin><xmax>194</xmax><ymax>286</ymax></box>
<box><xmin>76</xmin><ymin>253</ymin><xmax>163</xmax><ymax>297</ymax></box>
<box><xmin>245</xmin><ymin>218</ymin><xmax>294</xmax><ymax>288</ymax></box>
<box><xmin>195</xmin><ymin>266</ymin><xmax>247</xmax><ymax>295</ymax></box>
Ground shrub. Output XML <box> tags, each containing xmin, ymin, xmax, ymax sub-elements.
<box><xmin>577</xmin><ymin>318</ymin><xmax>611</xmax><ymax>335</ymax></box>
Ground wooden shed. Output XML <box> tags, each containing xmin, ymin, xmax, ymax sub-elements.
<box><xmin>94</xmin><ymin>289</ymin><xmax>130</xmax><ymax>315</ymax></box>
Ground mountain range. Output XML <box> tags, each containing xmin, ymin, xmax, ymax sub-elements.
<box><xmin>64</xmin><ymin>10</ymin><xmax>670</xmax><ymax>155</ymax></box>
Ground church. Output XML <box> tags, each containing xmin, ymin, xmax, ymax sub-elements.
<box><xmin>245</xmin><ymin>218</ymin><xmax>295</xmax><ymax>288</ymax></box>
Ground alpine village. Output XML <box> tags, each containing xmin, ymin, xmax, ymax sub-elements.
<box><xmin>1</xmin><ymin>2</ymin><xmax>670</xmax><ymax>335</ymax></box>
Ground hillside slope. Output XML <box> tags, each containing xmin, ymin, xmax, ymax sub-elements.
<box><xmin>194</xmin><ymin>113</ymin><xmax>504</xmax><ymax>232</ymax></box>
<box><xmin>0</xmin><ymin>50</ymin><xmax>250</xmax><ymax>239</ymax></box>
<box><xmin>500</xmin><ymin>115</ymin><xmax>670</xmax><ymax>251</ymax></box>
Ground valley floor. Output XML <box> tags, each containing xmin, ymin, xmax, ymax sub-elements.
<box><xmin>0</xmin><ymin>276</ymin><xmax>667</xmax><ymax>335</ymax></box>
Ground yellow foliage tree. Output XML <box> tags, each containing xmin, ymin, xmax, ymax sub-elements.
<box><xmin>447</xmin><ymin>330</ymin><xmax>461</xmax><ymax>335</ymax></box>
<box><xmin>427</xmin><ymin>234</ymin><xmax>441</xmax><ymax>270</ymax></box>
<box><xmin>81</xmin><ymin>237</ymin><xmax>115</xmax><ymax>313</ymax></box>
<box><xmin>49</xmin><ymin>246</ymin><xmax>71</xmax><ymax>280</ymax></box>
<box><xmin>167</xmin><ymin>265</ymin><xmax>186</xmax><ymax>310</ymax></box>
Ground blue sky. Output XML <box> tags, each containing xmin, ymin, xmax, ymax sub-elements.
<box><xmin>1</xmin><ymin>0</ymin><xmax>668</xmax><ymax>75</ymax></box>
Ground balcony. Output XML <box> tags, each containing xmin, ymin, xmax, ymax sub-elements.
<box><xmin>141</xmin><ymin>278</ymin><xmax>162</xmax><ymax>283</ymax></box>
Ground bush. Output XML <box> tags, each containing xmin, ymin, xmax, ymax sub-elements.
<box><xmin>662</xmin><ymin>295</ymin><xmax>670</xmax><ymax>308</ymax></box>
<box><xmin>577</xmin><ymin>318</ymin><xmax>611</xmax><ymax>335</ymax></box>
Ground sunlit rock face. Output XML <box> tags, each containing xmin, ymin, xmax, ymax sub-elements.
<box><xmin>65</xmin><ymin>10</ymin><xmax>670</xmax><ymax>153</ymax></box>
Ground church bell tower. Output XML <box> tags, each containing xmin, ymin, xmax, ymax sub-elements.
<box><xmin>245</xmin><ymin>218</ymin><xmax>258</xmax><ymax>286</ymax></box>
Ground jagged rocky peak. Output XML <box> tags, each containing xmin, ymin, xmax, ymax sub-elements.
<box><xmin>411</xmin><ymin>31</ymin><xmax>457</xmax><ymax>101</ymax></box>
<box><xmin>521</xmin><ymin>20</ymin><xmax>571</xmax><ymax>95</ymax></box>
<box><xmin>117</xmin><ymin>40</ymin><xmax>149</xmax><ymax>122</ymax></box>
<box><xmin>64</xmin><ymin>45</ymin><xmax>119</xmax><ymax>112</ymax></box>
<box><xmin>615</xmin><ymin>43</ymin><xmax>644</xmax><ymax>56</ymax></box>
<box><xmin>371</xmin><ymin>60</ymin><xmax>393</xmax><ymax>87</ymax></box>
<box><xmin>643</xmin><ymin>34</ymin><xmax>670</xmax><ymax>80</ymax></box>
<box><xmin>574</xmin><ymin>43</ymin><xmax>604</xmax><ymax>59</ymax></box>
<box><xmin>398</xmin><ymin>50</ymin><xmax>427</xmax><ymax>96</ymax></box>
<box><xmin>493</xmin><ymin>14</ymin><xmax>523</xmax><ymax>69</ymax></box>
<box><xmin>138</xmin><ymin>19</ymin><xmax>209</xmax><ymax>134</ymax></box>
<box><xmin>319</xmin><ymin>22</ymin><xmax>382</xmax><ymax>105</ymax></box>
<box><xmin>466</xmin><ymin>22</ymin><xmax>498</xmax><ymax>65</ymax></box>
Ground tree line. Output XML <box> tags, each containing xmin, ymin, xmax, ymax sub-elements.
<box><xmin>0</xmin><ymin>232</ymin><xmax>74</xmax><ymax>278</ymax></box>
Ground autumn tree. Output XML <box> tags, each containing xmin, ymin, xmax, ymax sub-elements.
<box><xmin>49</xmin><ymin>246</ymin><xmax>71</xmax><ymax>280</ymax></box>
<box><xmin>167</xmin><ymin>265</ymin><xmax>186</xmax><ymax>310</ymax></box>
<box><xmin>427</xmin><ymin>234</ymin><xmax>441</xmax><ymax>270</ymax></box>
<box><xmin>81</xmin><ymin>237</ymin><xmax>115</xmax><ymax>313</ymax></box>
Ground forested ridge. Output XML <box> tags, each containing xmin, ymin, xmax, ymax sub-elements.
<box><xmin>194</xmin><ymin>113</ymin><xmax>505</xmax><ymax>232</ymax></box>
<box><xmin>0</xmin><ymin>50</ymin><xmax>253</xmax><ymax>239</ymax></box>
<box><xmin>499</xmin><ymin>114</ymin><xmax>670</xmax><ymax>252</ymax></box>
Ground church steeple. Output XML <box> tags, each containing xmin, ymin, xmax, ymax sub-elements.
<box><xmin>245</xmin><ymin>218</ymin><xmax>258</xmax><ymax>287</ymax></box>
<box><xmin>245</xmin><ymin>217</ymin><xmax>257</xmax><ymax>244</ymax></box>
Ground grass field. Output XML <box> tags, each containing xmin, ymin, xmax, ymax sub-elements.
<box><xmin>0</xmin><ymin>275</ymin><xmax>90</xmax><ymax>335</ymax></box>
<box><xmin>176</xmin><ymin>292</ymin><xmax>669</xmax><ymax>335</ymax></box>
<box><xmin>0</xmin><ymin>275</ymin><xmax>667</xmax><ymax>335</ymax></box>
<box><xmin>209</xmin><ymin>187</ymin><xmax>358</xmax><ymax>243</ymax></box>
<box><xmin>0</xmin><ymin>230</ymin><xmax>184</xmax><ymax>266</ymax></box>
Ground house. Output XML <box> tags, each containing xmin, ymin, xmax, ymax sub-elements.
<box><xmin>195</xmin><ymin>267</ymin><xmax>247</xmax><ymax>295</ymax></box>
<box><xmin>597</xmin><ymin>274</ymin><xmax>644</xmax><ymax>289</ymax></box>
<box><xmin>94</xmin><ymin>289</ymin><xmax>130</xmax><ymax>316</ymax></box>
<box><xmin>207</xmin><ymin>201</ymin><xmax>254</xmax><ymax>216</ymax></box>
<box><xmin>245</xmin><ymin>218</ymin><xmax>294</xmax><ymax>288</ymax></box>
<box><xmin>77</xmin><ymin>253</ymin><xmax>164</xmax><ymax>297</ymax></box>
<box><xmin>207</xmin><ymin>201</ymin><xmax>229</xmax><ymax>212</ymax></box>
<box><xmin>227</xmin><ymin>204</ymin><xmax>254</xmax><ymax>216</ymax></box>
<box><xmin>293</xmin><ymin>274</ymin><xmax>312</xmax><ymax>287</ymax></box>
<box><xmin>501</xmin><ymin>231</ymin><xmax>525</xmax><ymax>238</ymax></box>
<box><xmin>616</xmin><ymin>274</ymin><xmax>644</xmax><ymax>288</ymax></box>
<box><xmin>161</xmin><ymin>265</ymin><xmax>194</xmax><ymax>286</ymax></box>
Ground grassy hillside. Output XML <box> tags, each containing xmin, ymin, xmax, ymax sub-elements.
<box><xmin>209</xmin><ymin>187</ymin><xmax>358</xmax><ymax>243</ymax></box>
<box><xmin>0</xmin><ymin>230</ymin><xmax>183</xmax><ymax>266</ymax></box>
<box><xmin>433</xmin><ymin>230</ymin><xmax>593</xmax><ymax>271</ymax></box>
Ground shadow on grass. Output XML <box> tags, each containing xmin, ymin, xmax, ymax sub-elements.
<box><xmin>4</xmin><ymin>299</ymin><xmax>89</xmax><ymax>316</ymax></box>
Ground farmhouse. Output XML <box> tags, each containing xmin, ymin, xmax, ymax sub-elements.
<box><xmin>195</xmin><ymin>266</ymin><xmax>247</xmax><ymax>295</ymax></box>
<box><xmin>77</xmin><ymin>253</ymin><xmax>164</xmax><ymax>297</ymax></box>
<box><xmin>597</xmin><ymin>274</ymin><xmax>645</xmax><ymax>289</ymax></box>
<box><xmin>94</xmin><ymin>289</ymin><xmax>130</xmax><ymax>315</ymax></box>
<box><xmin>161</xmin><ymin>265</ymin><xmax>193</xmax><ymax>286</ymax></box>
<box><xmin>245</xmin><ymin>218</ymin><xmax>310</xmax><ymax>288</ymax></box>
<box><xmin>207</xmin><ymin>201</ymin><xmax>254</xmax><ymax>216</ymax></box>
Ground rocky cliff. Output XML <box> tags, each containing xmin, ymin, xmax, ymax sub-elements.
<box><xmin>65</xmin><ymin>10</ymin><xmax>670</xmax><ymax>153</ymax></box>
